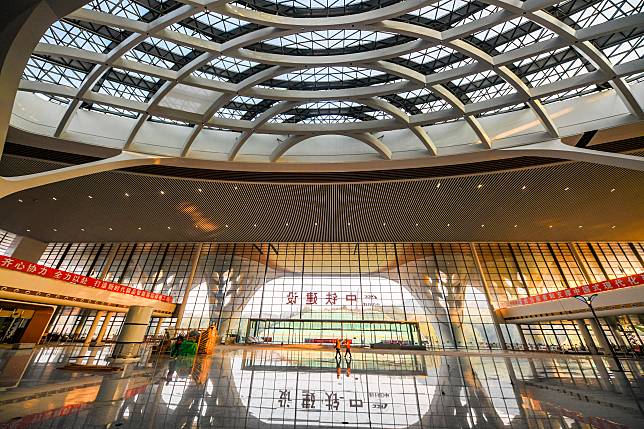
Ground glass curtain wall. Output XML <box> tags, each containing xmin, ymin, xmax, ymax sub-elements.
<box><xmin>35</xmin><ymin>241</ymin><xmax>644</xmax><ymax>351</ymax></box>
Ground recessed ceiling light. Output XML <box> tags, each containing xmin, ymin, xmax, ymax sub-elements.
<box><xmin>26</xmin><ymin>229</ymin><xmax>30</xmax><ymax>232</ymax></box>
<box><xmin>436</xmin><ymin>182</ymin><xmax>441</xmax><ymax>188</ymax></box>
<box><xmin>383</xmin><ymin>222</ymin><xmax>386</xmax><ymax>226</ymax></box>
<box><xmin>285</xmin><ymin>223</ymin><xmax>289</xmax><ymax>226</ymax></box>
<box><xmin>578</xmin><ymin>225</ymin><xmax>583</xmax><ymax>228</ymax></box>
<box><xmin>514</xmin><ymin>224</ymin><xmax>518</xmax><ymax>228</ymax></box>
<box><xmin>347</xmin><ymin>222</ymin><xmax>351</xmax><ymax>226</ymax></box>
<box><xmin>521</xmin><ymin>186</ymin><xmax>526</xmax><ymax>190</ymax></box>
<box><xmin>198</xmin><ymin>188</ymin><xmax>202</xmax><ymax>192</ymax></box>
<box><xmin>549</xmin><ymin>225</ymin><xmax>553</xmax><ymax>229</ymax></box>
<box><xmin>125</xmin><ymin>193</ymin><xmax>129</xmax><ymax>197</ymax></box>
<box><xmin>52</xmin><ymin>197</ymin><xmax>57</xmax><ymax>201</ymax></box>
<box><xmin>167</xmin><ymin>226</ymin><xmax>171</xmax><ymax>230</ymax></box>
<box><xmin>477</xmin><ymin>184</ymin><xmax>483</xmax><ymax>189</ymax></box>
<box><xmin>314</xmin><ymin>222</ymin><xmax>318</xmax><ymax>226</ymax></box>
<box><xmin>415</xmin><ymin>223</ymin><xmax>419</xmax><ymax>226</ymax></box>
<box><xmin>160</xmin><ymin>190</ymin><xmax>165</xmax><ymax>195</ymax></box>
<box><xmin>253</xmin><ymin>224</ymin><xmax>257</xmax><ymax>228</ymax></box>
<box><xmin>18</xmin><ymin>199</ymin><xmax>23</xmax><ymax>203</ymax></box>
<box><xmin>225</xmin><ymin>224</ymin><xmax>229</xmax><ymax>228</ymax></box>
<box><xmin>81</xmin><ymin>228</ymin><xmax>85</xmax><ymax>231</ymax></box>
<box><xmin>481</xmin><ymin>224</ymin><xmax>485</xmax><ymax>227</ymax></box>
<box><xmin>88</xmin><ymin>195</ymin><xmax>93</xmax><ymax>199</ymax></box>
<box><xmin>234</xmin><ymin>186</ymin><xmax>238</xmax><ymax>190</ymax></box>
<box><xmin>138</xmin><ymin>227</ymin><xmax>142</xmax><ymax>230</ymax></box>
<box><xmin>611</xmin><ymin>225</ymin><xmax>616</xmax><ymax>229</ymax></box>
<box><xmin>610</xmin><ymin>188</ymin><xmax>616</xmax><ymax>192</ymax></box>
<box><xmin>53</xmin><ymin>228</ymin><xmax>58</xmax><ymax>232</ymax></box>
<box><xmin>564</xmin><ymin>187</ymin><xmax>569</xmax><ymax>191</ymax></box>
<box><xmin>109</xmin><ymin>227</ymin><xmax>113</xmax><ymax>231</ymax></box>
<box><xmin>447</xmin><ymin>223</ymin><xmax>450</xmax><ymax>227</ymax></box>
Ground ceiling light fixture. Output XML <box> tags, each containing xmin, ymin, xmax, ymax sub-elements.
<box><xmin>347</xmin><ymin>222</ymin><xmax>351</xmax><ymax>226</ymax></box>
<box><xmin>53</xmin><ymin>228</ymin><xmax>58</xmax><ymax>232</ymax></box>
<box><xmin>314</xmin><ymin>222</ymin><xmax>318</xmax><ymax>226</ymax></box>
<box><xmin>521</xmin><ymin>186</ymin><xmax>526</xmax><ymax>190</ymax></box>
<box><xmin>564</xmin><ymin>187</ymin><xmax>569</xmax><ymax>191</ymax></box>
<box><xmin>436</xmin><ymin>182</ymin><xmax>440</xmax><ymax>188</ymax></box>
<box><xmin>88</xmin><ymin>195</ymin><xmax>93</xmax><ymax>199</ymax></box>
<box><xmin>383</xmin><ymin>222</ymin><xmax>386</xmax><ymax>226</ymax></box>
<box><xmin>125</xmin><ymin>193</ymin><xmax>129</xmax><ymax>197</ymax></box>
<box><xmin>160</xmin><ymin>190</ymin><xmax>165</xmax><ymax>195</ymax></box>
<box><xmin>26</xmin><ymin>229</ymin><xmax>30</xmax><ymax>232</ymax></box>
<box><xmin>138</xmin><ymin>227</ymin><xmax>142</xmax><ymax>230</ymax></box>
<box><xmin>253</xmin><ymin>224</ymin><xmax>257</xmax><ymax>228</ymax></box>
<box><xmin>167</xmin><ymin>226</ymin><xmax>171</xmax><ymax>230</ymax></box>
<box><xmin>477</xmin><ymin>184</ymin><xmax>483</xmax><ymax>189</ymax></box>
<box><xmin>18</xmin><ymin>199</ymin><xmax>23</xmax><ymax>203</ymax></box>
<box><xmin>198</xmin><ymin>188</ymin><xmax>202</xmax><ymax>192</ymax></box>
<box><xmin>225</xmin><ymin>224</ymin><xmax>229</xmax><ymax>228</ymax></box>
<box><xmin>415</xmin><ymin>223</ymin><xmax>419</xmax><ymax>226</ymax></box>
<box><xmin>447</xmin><ymin>223</ymin><xmax>450</xmax><ymax>227</ymax></box>
<box><xmin>549</xmin><ymin>225</ymin><xmax>553</xmax><ymax>229</ymax></box>
<box><xmin>514</xmin><ymin>225</ymin><xmax>518</xmax><ymax>228</ymax></box>
<box><xmin>578</xmin><ymin>225</ymin><xmax>583</xmax><ymax>228</ymax></box>
<box><xmin>52</xmin><ymin>197</ymin><xmax>57</xmax><ymax>201</ymax></box>
<box><xmin>234</xmin><ymin>186</ymin><xmax>238</xmax><ymax>190</ymax></box>
<box><xmin>611</xmin><ymin>225</ymin><xmax>616</xmax><ymax>229</ymax></box>
<box><xmin>481</xmin><ymin>224</ymin><xmax>485</xmax><ymax>227</ymax></box>
<box><xmin>81</xmin><ymin>228</ymin><xmax>85</xmax><ymax>231</ymax></box>
<box><xmin>285</xmin><ymin>223</ymin><xmax>289</xmax><ymax>226</ymax></box>
<box><xmin>610</xmin><ymin>188</ymin><xmax>616</xmax><ymax>192</ymax></box>
<box><xmin>109</xmin><ymin>227</ymin><xmax>113</xmax><ymax>231</ymax></box>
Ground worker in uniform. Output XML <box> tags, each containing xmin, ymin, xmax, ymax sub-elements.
<box><xmin>334</xmin><ymin>338</ymin><xmax>342</xmax><ymax>362</ymax></box>
<box><xmin>344</xmin><ymin>338</ymin><xmax>352</xmax><ymax>360</ymax></box>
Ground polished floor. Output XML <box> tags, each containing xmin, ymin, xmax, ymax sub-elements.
<box><xmin>0</xmin><ymin>345</ymin><xmax>643</xmax><ymax>428</ymax></box>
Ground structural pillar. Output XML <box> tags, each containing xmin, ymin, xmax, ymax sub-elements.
<box><xmin>71</xmin><ymin>310</ymin><xmax>89</xmax><ymax>340</ymax></box>
<box><xmin>111</xmin><ymin>306</ymin><xmax>153</xmax><ymax>363</ymax></box>
<box><xmin>153</xmin><ymin>317</ymin><xmax>166</xmax><ymax>338</ymax></box>
<box><xmin>174</xmin><ymin>244</ymin><xmax>203</xmax><ymax>329</ymax></box>
<box><xmin>7</xmin><ymin>235</ymin><xmax>47</xmax><ymax>263</ymax></box>
<box><xmin>82</xmin><ymin>310</ymin><xmax>105</xmax><ymax>347</ymax></box>
<box><xmin>93</xmin><ymin>311</ymin><xmax>114</xmax><ymax>346</ymax></box>
<box><xmin>470</xmin><ymin>243</ymin><xmax>508</xmax><ymax>350</ymax></box>
<box><xmin>606</xmin><ymin>316</ymin><xmax>630</xmax><ymax>349</ymax></box>
<box><xmin>575</xmin><ymin>319</ymin><xmax>598</xmax><ymax>354</ymax></box>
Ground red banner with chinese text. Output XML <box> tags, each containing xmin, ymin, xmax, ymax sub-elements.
<box><xmin>0</xmin><ymin>256</ymin><xmax>173</xmax><ymax>303</ymax></box>
<box><xmin>504</xmin><ymin>272</ymin><xmax>644</xmax><ymax>308</ymax></box>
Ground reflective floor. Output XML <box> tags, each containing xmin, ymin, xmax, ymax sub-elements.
<box><xmin>1</xmin><ymin>345</ymin><xmax>643</xmax><ymax>428</ymax></box>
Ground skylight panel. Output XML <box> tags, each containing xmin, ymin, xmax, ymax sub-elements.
<box><xmin>214</xmin><ymin>108</ymin><xmax>246</xmax><ymax>119</ymax></box>
<box><xmin>193</xmin><ymin>10</ymin><xmax>250</xmax><ymax>33</ymax></box>
<box><xmin>465</xmin><ymin>81</ymin><xmax>516</xmax><ymax>104</ymax></box>
<box><xmin>82</xmin><ymin>102</ymin><xmax>138</xmax><ymax>118</ymax></box>
<box><xmin>523</xmin><ymin>57</ymin><xmax>589</xmax><ymax>88</ymax></box>
<box><xmin>84</xmin><ymin>0</ymin><xmax>150</xmax><ymax>21</ymax></box>
<box><xmin>402</xmin><ymin>46</ymin><xmax>461</xmax><ymax>66</ymax></box>
<box><xmin>263</xmin><ymin>30</ymin><xmax>394</xmax><ymax>51</ymax></box>
<box><xmin>569</xmin><ymin>0</ymin><xmax>642</xmax><ymax>29</ymax></box>
<box><xmin>206</xmin><ymin>57</ymin><xmax>259</xmax><ymax>75</ymax></box>
<box><xmin>493</xmin><ymin>25</ymin><xmax>557</xmax><ymax>54</ymax></box>
<box><xmin>298</xmin><ymin>114</ymin><xmax>362</xmax><ymax>124</ymax></box>
<box><xmin>230</xmin><ymin>96</ymin><xmax>265</xmax><ymax>105</ymax></box>
<box><xmin>41</xmin><ymin>21</ymin><xmax>112</xmax><ymax>53</ymax></box>
<box><xmin>149</xmin><ymin>116</ymin><xmax>191</xmax><ymax>126</ymax></box>
<box><xmin>453</xmin><ymin>5</ymin><xmax>502</xmax><ymax>26</ymax></box>
<box><xmin>407</xmin><ymin>0</ymin><xmax>469</xmax><ymax>21</ymax></box>
<box><xmin>34</xmin><ymin>93</ymin><xmax>70</xmax><ymax>105</ymax></box>
<box><xmin>600</xmin><ymin>35</ymin><xmax>643</xmax><ymax>65</ymax></box>
<box><xmin>279</xmin><ymin>67</ymin><xmax>385</xmax><ymax>83</ymax></box>
<box><xmin>23</xmin><ymin>57</ymin><xmax>88</xmax><ymax>88</ymax></box>
<box><xmin>300</xmin><ymin>101</ymin><xmax>362</xmax><ymax>109</ymax></box>
<box><xmin>95</xmin><ymin>80</ymin><xmax>151</xmax><ymax>102</ymax></box>
<box><xmin>268</xmin><ymin>113</ymin><xmax>295</xmax><ymax>123</ymax></box>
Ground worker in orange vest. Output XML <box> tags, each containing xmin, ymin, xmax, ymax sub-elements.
<box><xmin>344</xmin><ymin>338</ymin><xmax>352</xmax><ymax>360</ymax></box>
<box><xmin>334</xmin><ymin>338</ymin><xmax>342</xmax><ymax>361</ymax></box>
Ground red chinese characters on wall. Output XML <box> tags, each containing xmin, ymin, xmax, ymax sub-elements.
<box><xmin>0</xmin><ymin>256</ymin><xmax>173</xmax><ymax>303</ymax></box>
<box><xmin>505</xmin><ymin>272</ymin><xmax>644</xmax><ymax>307</ymax></box>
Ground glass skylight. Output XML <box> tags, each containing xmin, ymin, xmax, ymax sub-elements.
<box><xmin>18</xmin><ymin>0</ymin><xmax>644</xmax><ymax>131</ymax></box>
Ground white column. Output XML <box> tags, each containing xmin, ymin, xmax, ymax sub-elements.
<box><xmin>111</xmin><ymin>306</ymin><xmax>153</xmax><ymax>362</ymax></box>
<box><xmin>93</xmin><ymin>311</ymin><xmax>115</xmax><ymax>346</ymax></box>
<box><xmin>174</xmin><ymin>243</ymin><xmax>203</xmax><ymax>329</ymax></box>
<box><xmin>82</xmin><ymin>310</ymin><xmax>105</xmax><ymax>347</ymax></box>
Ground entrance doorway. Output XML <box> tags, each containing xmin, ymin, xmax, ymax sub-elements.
<box><xmin>246</xmin><ymin>318</ymin><xmax>421</xmax><ymax>346</ymax></box>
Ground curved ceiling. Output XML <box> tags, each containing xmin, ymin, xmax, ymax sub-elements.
<box><xmin>13</xmin><ymin>0</ymin><xmax>644</xmax><ymax>163</ymax></box>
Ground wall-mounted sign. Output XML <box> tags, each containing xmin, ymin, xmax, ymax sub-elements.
<box><xmin>505</xmin><ymin>272</ymin><xmax>644</xmax><ymax>307</ymax></box>
<box><xmin>0</xmin><ymin>256</ymin><xmax>173</xmax><ymax>303</ymax></box>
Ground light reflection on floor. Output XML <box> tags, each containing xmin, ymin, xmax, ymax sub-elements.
<box><xmin>0</xmin><ymin>346</ymin><xmax>643</xmax><ymax>428</ymax></box>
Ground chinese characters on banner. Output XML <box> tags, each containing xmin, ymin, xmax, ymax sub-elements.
<box><xmin>276</xmin><ymin>389</ymin><xmax>389</xmax><ymax>411</ymax></box>
<box><xmin>0</xmin><ymin>256</ymin><xmax>173</xmax><ymax>303</ymax></box>
<box><xmin>285</xmin><ymin>291</ymin><xmax>376</xmax><ymax>306</ymax></box>
<box><xmin>505</xmin><ymin>272</ymin><xmax>644</xmax><ymax>307</ymax></box>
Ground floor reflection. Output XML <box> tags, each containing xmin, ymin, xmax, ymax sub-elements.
<box><xmin>0</xmin><ymin>346</ymin><xmax>642</xmax><ymax>428</ymax></box>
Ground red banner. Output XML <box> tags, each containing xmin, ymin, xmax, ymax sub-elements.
<box><xmin>505</xmin><ymin>272</ymin><xmax>644</xmax><ymax>307</ymax></box>
<box><xmin>0</xmin><ymin>256</ymin><xmax>173</xmax><ymax>303</ymax></box>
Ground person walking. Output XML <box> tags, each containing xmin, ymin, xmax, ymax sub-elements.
<box><xmin>334</xmin><ymin>338</ymin><xmax>342</xmax><ymax>362</ymax></box>
<box><xmin>344</xmin><ymin>338</ymin><xmax>352</xmax><ymax>360</ymax></box>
